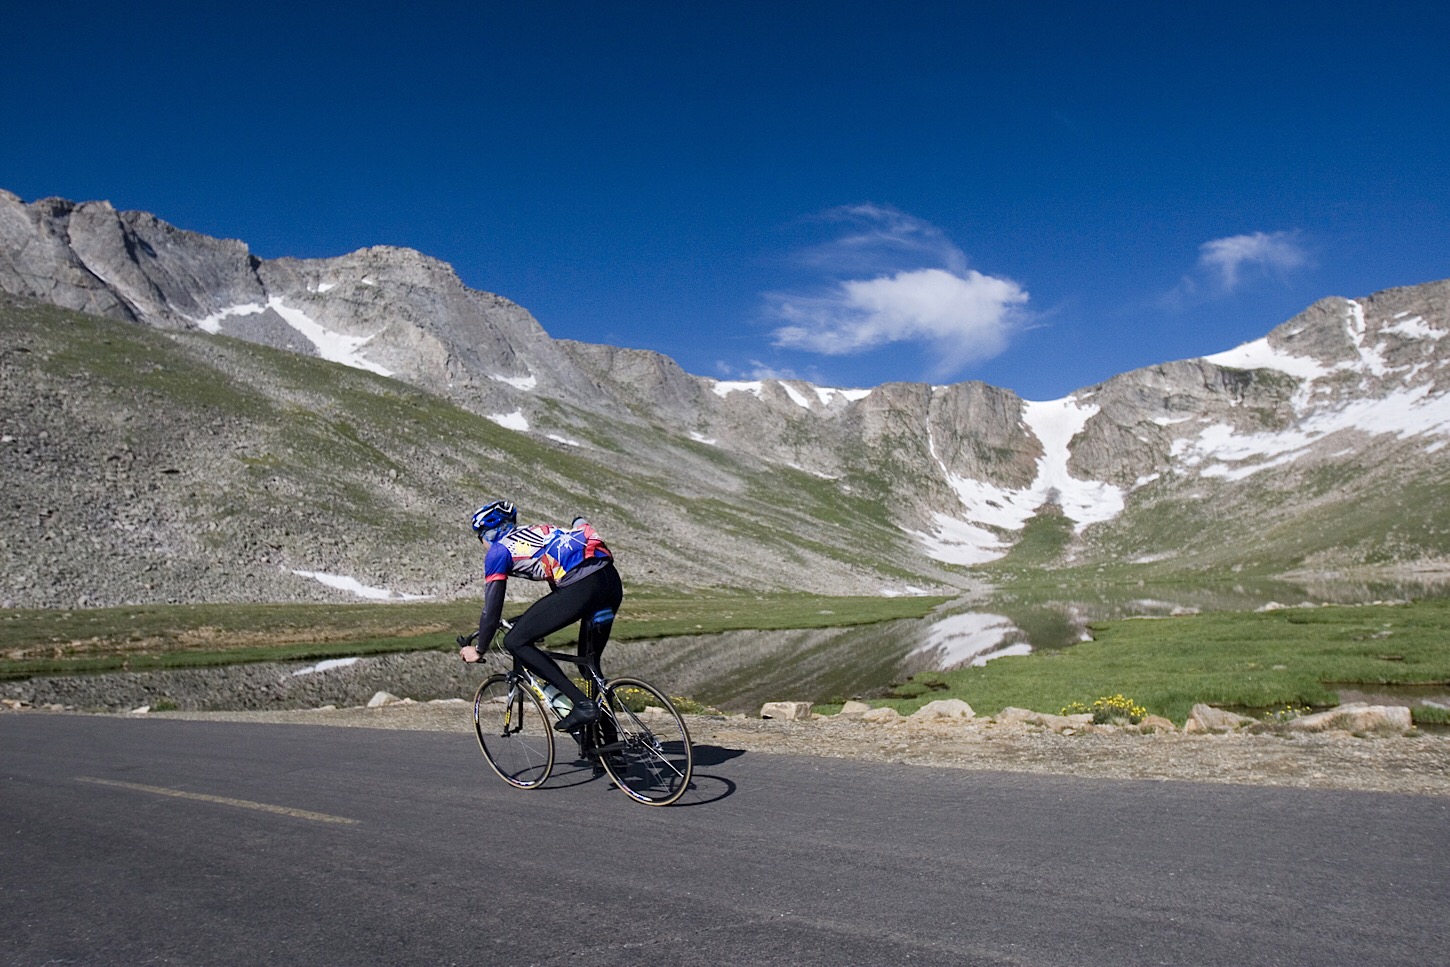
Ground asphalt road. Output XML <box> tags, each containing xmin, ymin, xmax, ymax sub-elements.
<box><xmin>3</xmin><ymin>714</ymin><xmax>1447</xmax><ymax>966</ymax></box>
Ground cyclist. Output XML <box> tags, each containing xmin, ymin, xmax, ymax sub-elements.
<box><xmin>458</xmin><ymin>500</ymin><xmax>622</xmax><ymax>735</ymax></box>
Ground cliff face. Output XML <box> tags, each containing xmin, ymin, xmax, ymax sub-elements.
<box><xmin>3</xmin><ymin>189</ymin><xmax>1449</xmax><ymax>606</ymax></box>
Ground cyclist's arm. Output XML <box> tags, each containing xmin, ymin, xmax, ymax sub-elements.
<box><xmin>476</xmin><ymin>578</ymin><xmax>507</xmax><ymax>645</ymax></box>
<box><xmin>477</xmin><ymin>541</ymin><xmax>514</xmax><ymax>641</ymax></box>
<box><xmin>462</xmin><ymin>542</ymin><xmax>511</xmax><ymax>663</ymax></box>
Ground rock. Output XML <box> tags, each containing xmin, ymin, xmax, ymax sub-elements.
<box><xmin>1140</xmin><ymin>714</ymin><xmax>1177</xmax><ymax>733</ymax></box>
<box><xmin>1029</xmin><ymin>712</ymin><xmax>1079</xmax><ymax>732</ymax></box>
<box><xmin>909</xmin><ymin>699</ymin><xmax>975</xmax><ymax>721</ymax></box>
<box><xmin>1286</xmin><ymin>703</ymin><xmax>1412</xmax><ymax>733</ymax></box>
<box><xmin>1185</xmin><ymin>704</ymin><xmax>1256</xmax><ymax>733</ymax></box>
<box><xmin>130</xmin><ymin>705</ymin><xmax>150</xmax><ymax>714</ymax></box>
<box><xmin>837</xmin><ymin>700</ymin><xmax>874</xmax><ymax>720</ymax></box>
<box><xmin>861</xmin><ymin>707</ymin><xmax>903</xmax><ymax>724</ymax></box>
<box><xmin>760</xmin><ymin>701</ymin><xmax>812</xmax><ymax>721</ymax></box>
<box><xmin>992</xmin><ymin>707</ymin><xmax>1081</xmax><ymax>732</ymax></box>
<box><xmin>367</xmin><ymin>691</ymin><xmax>402</xmax><ymax>708</ymax></box>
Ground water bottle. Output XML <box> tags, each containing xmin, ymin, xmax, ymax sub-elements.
<box><xmin>540</xmin><ymin>682</ymin><xmax>574</xmax><ymax>717</ymax></box>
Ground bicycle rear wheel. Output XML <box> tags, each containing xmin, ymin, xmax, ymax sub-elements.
<box><xmin>474</xmin><ymin>674</ymin><xmax>555</xmax><ymax>789</ymax></box>
<box><xmin>598</xmin><ymin>677</ymin><xmax>693</xmax><ymax>806</ymax></box>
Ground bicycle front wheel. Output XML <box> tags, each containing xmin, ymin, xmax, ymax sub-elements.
<box><xmin>598</xmin><ymin>677</ymin><xmax>693</xmax><ymax>806</ymax></box>
<box><xmin>474</xmin><ymin>674</ymin><xmax>555</xmax><ymax>789</ymax></box>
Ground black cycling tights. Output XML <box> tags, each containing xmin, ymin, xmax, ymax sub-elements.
<box><xmin>503</xmin><ymin>563</ymin><xmax>623</xmax><ymax>705</ymax></box>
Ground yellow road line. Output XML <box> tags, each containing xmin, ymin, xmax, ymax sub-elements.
<box><xmin>76</xmin><ymin>777</ymin><xmax>360</xmax><ymax>826</ymax></box>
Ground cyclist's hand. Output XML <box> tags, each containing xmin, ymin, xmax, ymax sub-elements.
<box><xmin>459</xmin><ymin>644</ymin><xmax>481</xmax><ymax>663</ymax></box>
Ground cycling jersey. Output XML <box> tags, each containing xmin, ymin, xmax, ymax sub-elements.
<box><xmin>483</xmin><ymin>521</ymin><xmax>612</xmax><ymax>588</ymax></box>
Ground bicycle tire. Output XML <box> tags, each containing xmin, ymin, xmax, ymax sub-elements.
<box><xmin>598</xmin><ymin>677</ymin><xmax>693</xmax><ymax>806</ymax></box>
<box><xmin>474</xmin><ymin>674</ymin><xmax>555</xmax><ymax>789</ymax></box>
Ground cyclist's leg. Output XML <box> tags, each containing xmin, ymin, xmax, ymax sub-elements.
<box><xmin>503</xmin><ymin>583</ymin><xmax>597</xmax><ymax>706</ymax></box>
<box><xmin>576</xmin><ymin>566</ymin><xmax>624</xmax><ymax>761</ymax></box>
<box><xmin>577</xmin><ymin>562</ymin><xmax>622</xmax><ymax>680</ymax></box>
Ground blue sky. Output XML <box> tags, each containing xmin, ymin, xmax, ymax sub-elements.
<box><xmin>3</xmin><ymin>1</ymin><xmax>1446</xmax><ymax>400</ymax></box>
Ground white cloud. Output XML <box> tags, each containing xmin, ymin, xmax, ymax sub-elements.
<box><xmin>765</xmin><ymin>205</ymin><xmax>1028</xmax><ymax>377</ymax></box>
<box><xmin>1196</xmin><ymin>231</ymin><xmax>1309</xmax><ymax>291</ymax></box>
<box><xmin>772</xmin><ymin>268</ymin><xmax>1025</xmax><ymax>367</ymax></box>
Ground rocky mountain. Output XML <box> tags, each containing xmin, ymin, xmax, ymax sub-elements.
<box><xmin>3</xmin><ymin>189</ymin><xmax>1448</xmax><ymax>608</ymax></box>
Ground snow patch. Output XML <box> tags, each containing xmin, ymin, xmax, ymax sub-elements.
<box><xmin>1176</xmin><ymin>383</ymin><xmax>1450</xmax><ymax>479</ymax></box>
<box><xmin>493</xmin><ymin>372</ymin><xmax>538</xmax><ymax>391</ymax></box>
<box><xmin>194</xmin><ymin>299</ymin><xmax>392</xmax><ymax>375</ymax></box>
<box><xmin>1130</xmin><ymin>551</ymin><xmax>1177</xmax><ymax>564</ymax></box>
<box><xmin>912</xmin><ymin>396</ymin><xmax>1126</xmax><ymax>565</ymax></box>
<box><xmin>547</xmin><ymin>433</ymin><xmax>582</xmax><ymax>447</ymax></box>
<box><xmin>291</xmin><ymin>657</ymin><xmax>361</xmax><ymax>677</ymax></box>
<box><xmin>1021</xmin><ymin>398</ymin><xmax>1126</xmax><ymax>530</ymax></box>
<box><xmin>488</xmin><ymin>411</ymin><xmax>530</xmax><ymax>432</ymax></box>
<box><xmin>264</xmin><ymin>297</ymin><xmax>393</xmax><ymax>376</ymax></box>
<box><xmin>1383</xmin><ymin>315</ymin><xmax>1444</xmax><ymax>341</ymax></box>
<box><xmin>712</xmin><ymin>380</ymin><xmax>763</xmax><ymax>399</ymax></box>
<box><xmin>290</xmin><ymin>570</ymin><xmax>432</xmax><ymax>601</ymax></box>
<box><xmin>815</xmin><ymin>386</ymin><xmax>872</xmax><ymax>405</ymax></box>
<box><xmin>195</xmin><ymin>302</ymin><xmax>265</xmax><ymax>334</ymax></box>
<box><xmin>905</xmin><ymin>513</ymin><xmax>1008</xmax><ymax>565</ymax></box>
<box><xmin>689</xmin><ymin>432</ymin><xmax>717</xmax><ymax>445</ymax></box>
<box><xmin>779</xmin><ymin>382</ymin><xmax>813</xmax><ymax>409</ymax></box>
<box><xmin>1203</xmin><ymin>337</ymin><xmax>1332</xmax><ymax>382</ymax></box>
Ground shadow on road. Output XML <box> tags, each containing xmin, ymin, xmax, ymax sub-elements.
<box><xmin>692</xmin><ymin>743</ymin><xmax>746</xmax><ymax>767</ymax></box>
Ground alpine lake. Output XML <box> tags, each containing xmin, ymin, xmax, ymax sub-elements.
<box><xmin>605</xmin><ymin>573</ymin><xmax>1450</xmax><ymax>718</ymax></box>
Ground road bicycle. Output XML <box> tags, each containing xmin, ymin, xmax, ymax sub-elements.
<box><xmin>470</xmin><ymin>619</ymin><xmax>694</xmax><ymax>806</ymax></box>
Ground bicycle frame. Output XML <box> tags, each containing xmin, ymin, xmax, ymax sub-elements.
<box><xmin>476</xmin><ymin>620</ymin><xmax>693</xmax><ymax>804</ymax></box>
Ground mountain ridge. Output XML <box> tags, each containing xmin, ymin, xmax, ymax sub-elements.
<box><xmin>3</xmin><ymin>189</ymin><xmax>1448</xmax><ymax>608</ymax></box>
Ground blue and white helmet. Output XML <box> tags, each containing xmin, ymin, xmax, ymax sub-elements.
<box><xmin>470</xmin><ymin>499</ymin><xmax>517</xmax><ymax>542</ymax></box>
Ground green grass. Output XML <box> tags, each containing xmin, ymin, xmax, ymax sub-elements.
<box><xmin>862</xmin><ymin>597</ymin><xmax>1450</xmax><ymax>726</ymax></box>
<box><xmin>0</xmin><ymin>592</ymin><xmax>950</xmax><ymax>680</ymax></box>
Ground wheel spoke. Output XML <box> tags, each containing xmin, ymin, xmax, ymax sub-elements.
<box><xmin>474</xmin><ymin>674</ymin><xmax>555</xmax><ymax>788</ymax></box>
<box><xmin>599</xmin><ymin>678</ymin><xmax>693</xmax><ymax>806</ymax></box>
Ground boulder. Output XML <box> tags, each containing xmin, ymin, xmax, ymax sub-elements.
<box><xmin>909</xmin><ymin>699</ymin><xmax>975</xmax><ymax>721</ymax></box>
<box><xmin>760</xmin><ymin>701</ymin><xmax>812</xmax><ymax>721</ymax></box>
<box><xmin>367</xmin><ymin>690</ymin><xmax>402</xmax><ymax>708</ymax></box>
<box><xmin>837</xmin><ymin>700</ymin><xmax>874</xmax><ymax>720</ymax></box>
<box><xmin>1286</xmin><ymin>703</ymin><xmax>1412</xmax><ymax>733</ymax></box>
<box><xmin>861</xmin><ymin>707</ymin><xmax>903</xmax><ymax>724</ymax></box>
<box><xmin>993</xmin><ymin>707</ymin><xmax>1037</xmax><ymax>725</ymax></box>
<box><xmin>1184</xmin><ymin>704</ymin><xmax>1256</xmax><ymax>733</ymax></box>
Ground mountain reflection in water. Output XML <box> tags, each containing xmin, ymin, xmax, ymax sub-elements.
<box><xmin>604</xmin><ymin>574</ymin><xmax>1450</xmax><ymax>714</ymax></box>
